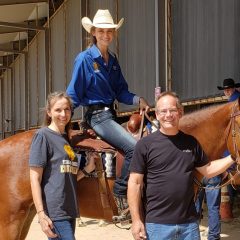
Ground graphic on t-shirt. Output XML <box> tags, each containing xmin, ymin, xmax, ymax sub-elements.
<box><xmin>60</xmin><ymin>144</ymin><xmax>78</xmax><ymax>174</ymax></box>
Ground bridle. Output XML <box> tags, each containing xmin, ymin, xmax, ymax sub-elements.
<box><xmin>226</xmin><ymin>102</ymin><xmax>240</xmax><ymax>162</ymax></box>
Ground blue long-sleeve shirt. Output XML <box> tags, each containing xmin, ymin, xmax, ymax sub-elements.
<box><xmin>229</xmin><ymin>90</ymin><xmax>240</xmax><ymax>102</ymax></box>
<box><xmin>66</xmin><ymin>44</ymin><xmax>136</xmax><ymax>109</ymax></box>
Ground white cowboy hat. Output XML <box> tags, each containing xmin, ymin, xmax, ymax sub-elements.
<box><xmin>81</xmin><ymin>9</ymin><xmax>124</xmax><ymax>33</ymax></box>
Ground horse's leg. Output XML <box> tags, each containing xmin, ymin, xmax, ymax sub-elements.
<box><xmin>19</xmin><ymin>204</ymin><xmax>36</xmax><ymax>240</ymax></box>
<box><xmin>0</xmin><ymin>209</ymin><xmax>28</xmax><ymax>239</ymax></box>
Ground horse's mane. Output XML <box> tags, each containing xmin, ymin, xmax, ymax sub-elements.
<box><xmin>180</xmin><ymin>102</ymin><xmax>230</xmax><ymax>129</ymax></box>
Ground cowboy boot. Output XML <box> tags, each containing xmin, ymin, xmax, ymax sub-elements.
<box><xmin>112</xmin><ymin>195</ymin><xmax>131</xmax><ymax>224</ymax></box>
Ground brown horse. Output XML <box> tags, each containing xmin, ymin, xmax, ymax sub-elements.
<box><xmin>0</xmin><ymin>99</ymin><xmax>240</xmax><ymax>239</ymax></box>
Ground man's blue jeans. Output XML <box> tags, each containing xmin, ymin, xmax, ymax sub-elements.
<box><xmin>195</xmin><ymin>175</ymin><xmax>221</xmax><ymax>240</ymax></box>
<box><xmin>146</xmin><ymin>221</ymin><xmax>200</xmax><ymax>240</ymax></box>
<box><xmin>86</xmin><ymin>109</ymin><xmax>137</xmax><ymax>196</ymax></box>
<box><xmin>49</xmin><ymin>219</ymin><xmax>76</xmax><ymax>240</ymax></box>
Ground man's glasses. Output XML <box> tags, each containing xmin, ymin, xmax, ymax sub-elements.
<box><xmin>158</xmin><ymin>108</ymin><xmax>179</xmax><ymax>116</ymax></box>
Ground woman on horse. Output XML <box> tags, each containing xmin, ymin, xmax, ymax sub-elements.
<box><xmin>29</xmin><ymin>91</ymin><xmax>95</xmax><ymax>239</ymax></box>
<box><xmin>66</xmin><ymin>9</ymin><xmax>150</xmax><ymax>219</ymax></box>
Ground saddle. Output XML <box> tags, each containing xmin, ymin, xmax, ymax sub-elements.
<box><xmin>67</xmin><ymin>114</ymin><xmax>148</xmax><ymax>223</ymax></box>
<box><xmin>68</xmin><ymin>112</ymin><xmax>147</xmax><ymax>165</ymax></box>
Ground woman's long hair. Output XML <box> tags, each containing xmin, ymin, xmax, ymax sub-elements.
<box><xmin>42</xmin><ymin>91</ymin><xmax>73</xmax><ymax>132</ymax></box>
<box><xmin>88</xmin><ymin>27</ymin><xmax>97</xmax><ymax>47</ymax></box>
<box><xmin>87</xmin><ymin>27</ymin><xmax>116</xmax><ymax>47</ymax></box>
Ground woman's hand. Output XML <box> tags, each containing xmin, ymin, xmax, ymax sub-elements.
<box><xmin>38</xmin><ymin>211</ymin><xmax>58</xmax><ymax>238</ymax></box>
<box><xmin>139</xmin><ymin>97</ymin><xmax>150</xmax><ymax>115</ymax></box>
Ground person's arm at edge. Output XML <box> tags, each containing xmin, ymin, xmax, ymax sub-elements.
<box><xmin>30</xmin><ymin>167</ymin><xmax>57</xmax><ymax>238</ymax></box>
<box><xmin>196</xmin><ymin>155</ymin><xmax>235</xmax><ymax>179</ymax></box>
<box><xmin>128</xmin><ymin>172</ymin><xmax>147</xmax><ymax>240</ymax></box>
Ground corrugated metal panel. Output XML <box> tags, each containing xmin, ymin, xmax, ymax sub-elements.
<box><xmin>0</xmin><ymin>77</ymin><xmax>2</xmax><ymax>137</ymax></box>
<box><xmin>13</xmin><ymin>56</ymin><xmax>26</xmax><ymax>130</ymax></box>
<box><xmin>37</xmin><ymin>31</ymin><xmax>46</xmax><ymax>125</ymax></box>
<box><xmin>19</xmin><ymin>55</ymin><xmax>26</xmax><ymax>129</ymax></box>
<box><xmin>65</xmin><ymin>0</ymin><xmax>82</xmax><ymax>120</ymax></box>
<box><xmin>50</xmin><ymin>8</ymin><xmax>65</xmax><ymax>91</ymax></box>
<box><xmin>172</xmin><ymin>0</ymin><xmax>240</xmax><ymax>101</ymax></box>
<box><xmin>118</xmin><ymin>0</ymin><xmax>157</xmax><ymax>111</ymax></box>
<box><xmin>3</xmin><ymin>69</ymin><xmax>12</xmax><ymax>132</ymax></box>
<box><xmin>14</xmin><ymin>58</ymin><xmax>21</xmax><ymax>130</ymax></box>
<box><xmin>88</xmin><ymin>0</ymin><xmax>115</xmax><ymax>14</ymax></box>
<box><xmin>29</xmin><ymin>39</ymin><xmax>39</xmax><ymax>127</ymax></box>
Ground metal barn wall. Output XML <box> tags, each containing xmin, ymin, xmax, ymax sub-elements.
<box><xmin>14</xmin><ymin>56</ymin><xmax>25</xmax><ymax>130</ymax></box>
<box><xmin>29</xmin><ymin>39</ymin><xmax>39</xmax><ymax>127</ymax></box>
<box><xmin>3</xmin><ymin>68</ymin><xmax>12</xmax><ymax>136</ymax></box>
<box><xmin>118</xmin><ymin>0</ymin><xmax>157</xmax><ymax>111</ymax></box>
<box><xmin>172</xmin><ymin>0</ymin><xmax>240</xmax><ymax>101</ymax></box>
<box><xmin>85</xmin><ymin>0</ymin><xmax>165</xmax><ymax>111</ymax></box>
<box><xmin>50</xmin><ymin>8</ymin><xmax>65</xmax><ymax>91</ymax></box>
<box><xmin>38</xmin><ymin>31</ymin><xmax>47</xmax><ymax>124</ymax></box>
<box><xmin>0</xmin><ymin>77</ymin><xmax>2</xmax><ymax>138</ymax></box>
<box><xmin>0</xmin><ymin>0</ymin><xmax>167</xmax><ymax>138</ymax></box>
<box><xmin>55</xmin><ymin>0</ymin><xmax>82</xmax><ymax>121</ymax></box>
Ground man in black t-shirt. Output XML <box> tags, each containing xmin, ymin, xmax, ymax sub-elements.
<box><xmin>128</xmin><ymin>91</ymin><xmax>237</xmax><ymax>240</ymax></box>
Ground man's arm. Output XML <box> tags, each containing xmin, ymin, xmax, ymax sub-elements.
<box><xmin>196</xmin><ymin>155</ymin><xmax>235</xmax><ymax>178</ymax></box>
<box><xmin>128</xmin><ymin>172</ymin><xmax>146</xmax><ymax>240</ymax></box>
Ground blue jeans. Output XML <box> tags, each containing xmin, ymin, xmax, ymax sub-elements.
<box><xmin>49</xmin><ymin>219</ymin><xmax>76</xmax><ymax>240</ymax></box>
<box><xmin>85</xmin><ymin>109</ymin><xmax>137</xmax><ymax>196</ymax></box>
<box><xmin>146</xmin><ymin>221</ymin><xmax>200</xmax><ymax>240</ymax></box>
<box><xmin>195</xmin><ymin>176</ymin><xmax>221</xmax><ymax>240</ymax></box>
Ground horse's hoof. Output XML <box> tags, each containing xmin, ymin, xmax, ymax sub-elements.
<box><xmin>98</xmin><ymin>219</ymin><xmax>109</xmax><ymax>227</ymax></box>
<box><xmin>76</xmin><ymin>219</ymin><xmax>87</xmax><ymax>227</ymax></box>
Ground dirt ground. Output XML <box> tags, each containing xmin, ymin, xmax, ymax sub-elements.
<box><xmin>26</xmin><ymin>211</ymin><xmax>240</xmax><ymax>240</ymax></box>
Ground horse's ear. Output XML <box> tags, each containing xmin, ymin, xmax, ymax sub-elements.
<box><xmin>178</xmin><ymin>106</ymin><xmax>184</xmax><ymax>118</ymax></box>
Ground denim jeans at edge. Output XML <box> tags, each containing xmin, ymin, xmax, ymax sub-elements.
<box><xmin>195</xmin><ymin>175</ymin><xmax>221</xmax><ymax>240</ymax></box>
<box><xmin>146</xmin><ymin>221</ymin><xmax>200</xmax><ymax>240</ymax></box>
<box><xmin>48</xmin><ymin>219</ymin><xmax>76</xmax><ymax>240</ymax></box>
<box><xmin>85</xmin><ymin>109</ymin><xmax>137</xmax><ymax>197</ymax></box>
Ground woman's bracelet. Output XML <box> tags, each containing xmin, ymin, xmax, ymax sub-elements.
<box><xmin>37</xmin><ymin>209</ymin><xmax>44</xmax><ymax>214</ymax></box>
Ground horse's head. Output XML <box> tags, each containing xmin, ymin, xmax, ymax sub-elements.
<box><xmin>226</xmin><ymin>98</ymin><xmax>240</xmax><ymax>161</ymax></box>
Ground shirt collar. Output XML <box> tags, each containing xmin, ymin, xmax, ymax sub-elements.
<box><xmin>90</xmin><ymin>44</ymin><xmax>115</xmax><ymax>60</ymax></box>
<box><xmin>229</xmin><ymin>90</ymin><xmax>240</xmax><ymax>101</ymax></box>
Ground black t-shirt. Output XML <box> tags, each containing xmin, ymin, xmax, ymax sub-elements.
<box><xmin>29</xmin><ymin>127</ymin><xmax>80</xmax><ymax>220</ymax></box>
<box><xmin>130</xmin><ymin>130</ymin><xmax>208</xmax><ymax>224</ymax></box>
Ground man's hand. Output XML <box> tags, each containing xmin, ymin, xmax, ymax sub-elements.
<box><xmin>131</xmin><ymin>219</ymin><xmax>147</xmax><ymax>240</ymax></box>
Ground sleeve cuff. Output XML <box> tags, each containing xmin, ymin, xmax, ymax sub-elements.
<box><xmin>133</xmin><ymin>96</ymin><xmax>140</xmax><ymax>105</ymax></box>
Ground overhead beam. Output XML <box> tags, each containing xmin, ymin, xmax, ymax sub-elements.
<box><xmin>0</xmin><ymin>26</ymin><xmax>26</xmax><ymax>34</ymax></box>
<box><xmin>0</xmin><ymin>48</ymin><xmax>26</xmax><ymax>54</ymax></box>
<box><xmin>0</xmin><ymin>66</ymin><xmax>11</xmax><ymax>69</ymax></box>
<box><xmin>0</xmin><ymin>21</ymin><xmax>46</xmax><ymax>31</ymax></box>
<box><xmin>0</xmin><ymin>0</ymin><xmax>47</xmax><ymax>6</ymax></box>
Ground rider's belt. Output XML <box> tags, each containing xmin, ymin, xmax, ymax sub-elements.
<box><xmin>87</xmin><ymin>103</ymin><xmax>113</xmax><ymax>112</ymax></box>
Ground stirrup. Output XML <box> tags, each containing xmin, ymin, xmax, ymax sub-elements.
<box><xmin>113</xmin><ymin>195</ymin><xmax>131</xmax><ymax>225</ymax></box>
